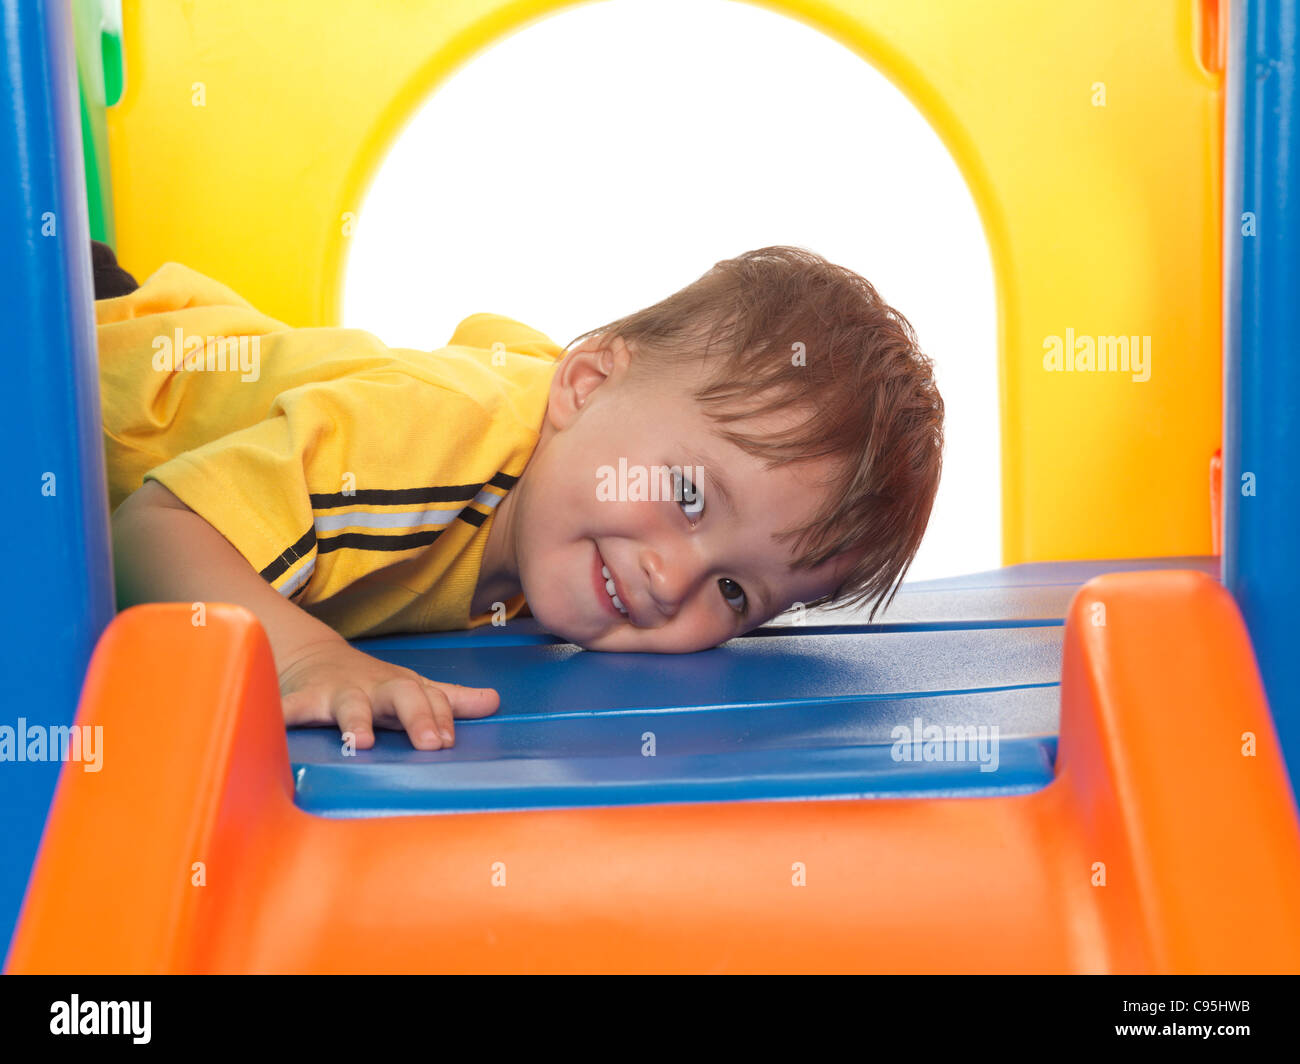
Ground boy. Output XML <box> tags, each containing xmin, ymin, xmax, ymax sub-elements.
<box><xmin>97</xmin><ymin>243</ymin><xmax>944</xmax><ymax>750</ymax></box>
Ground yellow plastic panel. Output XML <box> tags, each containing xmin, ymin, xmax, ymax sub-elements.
<box><xmin>107</xmin><ymin>0</ymin><xmax>1222</xmax><ymax>563</ymax></box>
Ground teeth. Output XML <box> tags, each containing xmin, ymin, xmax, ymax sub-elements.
<box><xmin>599</xmin><ymin>562</ymin><xmax>627</xmax><ymax>615</ymax></box>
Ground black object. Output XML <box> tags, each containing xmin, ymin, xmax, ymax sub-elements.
<box><xmin>91</xmin><ymin>239</ymin><xmax>138</xmax><ymax>298</ymax></box>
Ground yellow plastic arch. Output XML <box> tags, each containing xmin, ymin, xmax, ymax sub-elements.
<box><xmin>106</xmin><ymin>0</ymin><xmax>1223</xmax><ymax>565</ymax></box>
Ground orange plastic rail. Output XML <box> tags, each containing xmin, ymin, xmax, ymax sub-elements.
<box><xmin>9</xmin><ymin>571</ymin><xmax>1300</xmax><ymax>973</ymax></box>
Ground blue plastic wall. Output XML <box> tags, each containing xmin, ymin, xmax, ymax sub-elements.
<box><xmin>0</xmin><ymin>0</ymin><xmax>116</xmax><ymax>963</ymax></box>
<box><xmin>1223</xmin><ymin>0</ymin><xmax>1299</xmax><ymax>783</ymax></box>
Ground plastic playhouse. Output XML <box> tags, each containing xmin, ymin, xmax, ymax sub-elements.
<box><xmin>3</xmin><ymin>0</ymin><xmax>1298</xmax><ymax>973</ymax></box>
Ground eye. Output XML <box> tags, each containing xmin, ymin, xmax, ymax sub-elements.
<box><xmin>718</xmin><ymin>577</ymin><xmax>748</xmax><ymax>614</ymax></box>
<box><xmin>672</xmin><ymin>468</ymin><xmax>704</xmax><ymax>523</ymax></box>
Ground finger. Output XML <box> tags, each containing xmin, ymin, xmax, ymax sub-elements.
<box><xmin>376</xmin><ymin>678</ymin><xmax>446</xmax><ymax>750</ymax></box>
<box><xmin>426</xmin><ymin>682</ymin><xmax>501</xmax><ymax>720</ymax></box>
<box><xmin>418</xmin><ymin>682</ymin><xmax>458</xmax><ymax>745</ymax></box>
<box><xmin>281</xmin><ymin>688</ymin><xmax>329</xmax><ymax>727</ymax></box>
<box><xmin>331</xmin><ymin>686</ymin><xmax>375</xmax><ymax>750</ymax></box>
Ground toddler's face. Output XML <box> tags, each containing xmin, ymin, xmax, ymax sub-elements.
<box><xmin>502</xmin><ymin>336</ymin><xmax>853</xmax><ymax>653</ymax></box>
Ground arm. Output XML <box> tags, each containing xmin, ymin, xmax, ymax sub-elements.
<box><xmin>112</xmin><ymin>479</ymin><xmax>341</xmax><ymax>665</ymax></box>
<box><xmin>111</xmin><ymin>480</ymin><xmax>499</xmax><ymax>748</ymax></box>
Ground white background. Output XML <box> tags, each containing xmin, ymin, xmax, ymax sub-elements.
<box><xmin>342</xmin><ymin>0</ymin><xmax>999</xmax><ymax>582</ymax></box>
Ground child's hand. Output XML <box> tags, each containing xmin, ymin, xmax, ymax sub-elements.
<box><xmin>277</xmin><ymin>636</ymin><xmax>500</xmax><ymax>749</ymax></box>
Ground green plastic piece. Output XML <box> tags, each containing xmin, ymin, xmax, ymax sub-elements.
<box><xmin>71</xmin><ymin>0</ymin><xmax>123</xmax><ymax>247</ymax></box>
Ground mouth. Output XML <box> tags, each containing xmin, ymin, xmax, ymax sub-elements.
<box><xmin>592</xmin><ymin>544</ymin><xmax>629</xmax><ymax>620</ymax></box>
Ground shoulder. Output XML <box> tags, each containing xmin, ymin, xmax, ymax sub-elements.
<box><xmin>445</xmin><ymin>313</ymin><xmax>565</xmax><ymax>362</ymax></box>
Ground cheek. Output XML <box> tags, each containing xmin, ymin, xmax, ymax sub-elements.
<box><xmin>653</xmin><ymin>597</ymin><xmax>735</xmax><ymax>652</ymax></box>
<box><xmin>522</xmin><ymin>454</ymin><xmax>593</xmax><ymax>541</ymax></box>
<box><xmin>550</xmin><ymin>440</ymin><xmax>623</xmax><ymax>528</ymax></box>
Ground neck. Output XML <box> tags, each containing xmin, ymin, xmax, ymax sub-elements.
<box><xmin>470</xmin><ymin>480</ymin><xmax>522</xmax><ymax>617</ymax></box>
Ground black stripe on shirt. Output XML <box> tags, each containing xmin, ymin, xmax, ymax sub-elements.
<box><xmin>309</xmin><ymin>472</ymin><xmax>517</xmax><ymax>511</ymax></box>
<box><xmin>456</xmin><ymin>477</ymin><xmax>516</xmax><ymax>529</ymax></box>
<box><xmin>262</xmin><ymin>524</ymin><xmax>440</xmax><ymax>589</ymax></box>
<box><xmin>259</xmin><ymin>527</ymin><xmax>317</xmax><ymax>583</ymax></box>
<box><xmin>309</xmin><ymin>483</ymin><xmax>483</xmax><ymax>509</ymax></box>
<box><xmin>316</xmin><ymin>529</ymin><xmax>444</xmax><ymax>554</ymax></box>
<box><xmin>258</xmin><ymin>470</ymin><xmax>516</xmax><ymax>580</ymax></box>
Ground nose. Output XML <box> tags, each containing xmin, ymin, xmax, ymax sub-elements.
<box><xmin>639</xmin><ymin>546</ymin><xmax>701</xmax><ymax>620</ymax></box>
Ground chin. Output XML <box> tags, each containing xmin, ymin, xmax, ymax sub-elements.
<box><xmin>520</xmin><ymin>590</ymin><xmax>588</xmax><ymax>646</ymax></box>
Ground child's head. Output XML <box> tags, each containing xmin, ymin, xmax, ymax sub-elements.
<box><xmin>502</xmin><ymin>245</ymin><xmax>944</xmax><ymax>652</ymax></box>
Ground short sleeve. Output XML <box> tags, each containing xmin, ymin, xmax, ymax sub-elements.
<box><xmin>141</xmin><ymin>369</ymin><xmax>508</xmax><ymax>605</ymax></box>
<box><xmin>142</xmin><ymin>403</ymin><xmax>322</xmax><ymax>599</ymax></box>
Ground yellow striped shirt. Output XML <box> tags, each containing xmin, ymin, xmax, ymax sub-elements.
<box><xmin>96</xmin><ymin>262</ymin><xmax>561</xmax><ymax>638</ymax></box>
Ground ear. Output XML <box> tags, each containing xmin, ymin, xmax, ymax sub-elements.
<box><xmin>544</xmin><ymin>333</ymin><xmax>631</xmax><ymax>432</ymax></box>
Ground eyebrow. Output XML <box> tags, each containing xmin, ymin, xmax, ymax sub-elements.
<box><xmin>679</xmin><ymin>446</ymin><xmax>775</xmax><ymax>617</ymax></box>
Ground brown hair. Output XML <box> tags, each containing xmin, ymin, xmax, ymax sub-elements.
<box><xmin>565</xmin><ymin>245</ymin><xmax>944</xmax><ymax>622</ymax></box>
